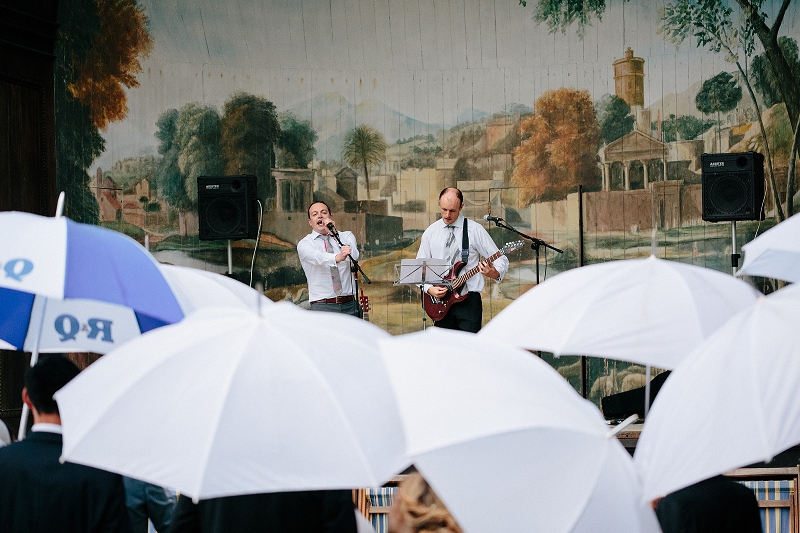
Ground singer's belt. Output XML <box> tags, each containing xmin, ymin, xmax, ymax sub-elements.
<box><xmin>310</xmin><ymin>295</ymin><xmax>355</xmax><ymax>305</ymax></box>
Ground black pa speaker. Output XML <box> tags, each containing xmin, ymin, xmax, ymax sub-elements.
<box><xmin>701</xmin><ymin>152</ymin><xmax>765</xmax><ymax>222</ymax></box>
<box><xmin>197</xmin><ymin>175</ymin><xmax>259</xmax><ymax>240</ymax></box>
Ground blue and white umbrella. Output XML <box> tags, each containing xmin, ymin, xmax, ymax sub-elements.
<box><xmin>0</xmin><ymin>209</ymin><xmax>185</xmax><ymax>437</ymax></box>
<box><xmin>0</xmin><ymin>211</ymin><xmax>184</xmax><ymax>326</ymax></box>
<box><xmin>0</xmin><ymin>264</ymin><xmax>271</xmax><ymax>355</ymax></box>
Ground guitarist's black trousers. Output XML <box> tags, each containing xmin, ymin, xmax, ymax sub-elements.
<box><xmin>433</xmin><ymin>291</ymin><xmax>482</xmax><ymax>333</ymax></box>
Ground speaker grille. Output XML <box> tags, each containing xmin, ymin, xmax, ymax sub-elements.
<box><xmin>707</xmin><ymin>173</ymin><xmax>750</xmax><ymax>215</ymax></box>
<box><xmin>205</xmin><ymin>197</ymin><xmax>243</xmax><ymax>234</ymax></box>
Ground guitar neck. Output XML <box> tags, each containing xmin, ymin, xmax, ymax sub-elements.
<box><xmin>452</xmin><ymin>249</ymin><xmax>505</xmax><ymax>289</ymax></box>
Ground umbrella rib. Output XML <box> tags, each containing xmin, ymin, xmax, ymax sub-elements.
<box><xmin>747</xmin><ymin>301</ymin><xmax>776</xmax><ymax>462</ymax></box>
<box><xmin>286</xmin><ymin>341</ymin><xmax>381</xmax><ymax>485</ymax></box>
<box><xmin>548</xmin><ymin>265</ymin><xmax>623</xmax><ymax>357</ymax></box>
<box><xmin>192</xmin><ymin>326</ymin><xmax>258</xmax><ymax>499</ymax></box>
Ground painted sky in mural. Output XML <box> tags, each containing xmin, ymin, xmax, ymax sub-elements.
<box><xmin>92</xmin><ymin>0</ymin><xmax>799</xmax><ymax>173</ymax></box>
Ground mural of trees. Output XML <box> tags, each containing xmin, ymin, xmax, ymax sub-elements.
<box><xmin>695</xmin><ymin>72</ymin><xmax>743</xmax><ymax>144</ymax></box>
<box><xmin>342</xmin><ymin>125</ymin><xmax>387</xmax><ymax>199</ymax></box>
<box><xmin>278</xmin><ymin>113</ymin><xmax>318</xmax><ymax>169</ymax></box>
<box><xmin>175</xmin><ymin>103</ymin><xmax>225</xmax><ymax>208</ymax></box>
<box><xmin>512</xmin><ymin>88</ymin><xmax>601</xmax><ymax>204</ymax></box>
<box><xmin>221</xmin><ymin>92</ymin><xmax>281</xmax><ymax>201</ymax></box>
<box><xmin>154</xmin><ymin>109</ymin><xmax>188</xmax><ymax>210</ymax></box>
<box><xmin>656</xmin><ymin>114</ymin><xmax>715</xmax><ymax>142</ymax></box>
<box><xmin>55</xmin><ymin>0</ymin><xmax>151</xmax><ymax>223</ymax></box>
<box><xmin>752</xmin><ymin>37</ymin><xmax>800</xmax><ymax>110</ymax></box>
<box><xmin>596</xmin><ymin>94</ymin><xmax>634</xmax><ymax>145</ymax></box>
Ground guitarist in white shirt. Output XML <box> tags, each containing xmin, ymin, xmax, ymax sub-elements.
<box><xmin>416</xmin><ymin>187</ymin><xmax>509</xmax><ymax>332</ymax></box>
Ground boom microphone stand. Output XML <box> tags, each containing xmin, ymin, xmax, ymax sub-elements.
<box><xmin>485</xmin><ymin>216</ymin><xmax>563</xmax><ymax>284</ymax></box>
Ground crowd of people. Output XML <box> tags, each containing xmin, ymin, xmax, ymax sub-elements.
<box><xmin>0</xmin><ymin>353</ymin><xmax>466</xmax><ymax>533</ymax></box>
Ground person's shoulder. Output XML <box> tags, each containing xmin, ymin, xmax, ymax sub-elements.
<box><xmin>423</xmin><ymin>219</ymin><xmax>443</xmax><ymax>232</ymax></box>
<box><xmin>298</xmin><ymin>232</ymin><xmax>317</xmax><ymax>246</ymax></box>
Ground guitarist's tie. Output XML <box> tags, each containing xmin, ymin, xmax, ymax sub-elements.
<box><xmin>444</xmin><ymin>225</ymin><xmax>460</xmax><ymax>265</ymax></box>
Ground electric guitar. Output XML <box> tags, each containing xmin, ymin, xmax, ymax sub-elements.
<box><xmin>359</xmin><ymin>288</ymin><xmax>370</xmax><ymax>322</ymax></box>
<box><xmin>423</xmin><ymin>240</ymin><xmax>524</xmax><ymax>321</ymax></box>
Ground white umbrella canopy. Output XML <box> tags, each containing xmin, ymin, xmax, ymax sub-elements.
<box><xmin>479</xmin><ymin>255</ymin><xmax>759</xmax><ymax>369</ymax></box>
<box><xmin>378</xmin><ymin>328</ymin><xmax>661</xmax><ymax>533</ymax></box>
<box><xmin>634</xmin><ymin>283</ymin><xmax>800</xmax><ymax>502</ymax></box>
<box><xmin>55</xmin><ymin>303</ymin><xmax>409</xmax><ymax>500</ymax></box>
<box><xmin>160</xmin><ymin>264</ymin><xmax>273</xmax><ymax>314</ymax></box>
<box><xmin>738</xmin><ymin>212</ymin><xmax>800</xmax><ymax>282</ymax></box>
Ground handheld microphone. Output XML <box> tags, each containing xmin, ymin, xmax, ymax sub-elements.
<box><xmin>483</xmin><ymin>214</ymin><xmax>503</xmax><ymax>223</ymax></box>
<box><xmin>326</xmin><ymin>221</ymin><xmax>338</xmax><ymax>235</ymax></box>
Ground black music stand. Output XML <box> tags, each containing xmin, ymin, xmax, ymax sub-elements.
<box><xmin>394</xmin><ymin>258</ymin><xmax>450</xmax><ymax>330</ymax></box>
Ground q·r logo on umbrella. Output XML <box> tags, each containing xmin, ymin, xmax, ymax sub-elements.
<box><xmin>3</xmin><ymin>258</ymin><xmax>33</xmax><ymax>281</ymax></box>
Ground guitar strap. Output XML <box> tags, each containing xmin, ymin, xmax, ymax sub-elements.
<box><xmin>461</xmin><ymin>218</ymin><xmax>469</xmax><ymax>266</ymax></box>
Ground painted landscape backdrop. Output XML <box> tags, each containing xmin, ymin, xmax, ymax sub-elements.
<box><xmin>55</xmin><ymin>0</ymin><xmax>800</xmax><ymax>407</ymax></box>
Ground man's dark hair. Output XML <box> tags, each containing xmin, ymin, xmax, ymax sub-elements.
<box><xmin>439</xmin><ymin>187</ymin><xmax>463</xmax><ymax>205</ymax></box>
<box><xmin>24</xmin><ymin>355</ymin><xmax>80</xmax><ymax>415</ymax></box>
<box><xmin>307</xmin><ymin>201</ymin><xmax>331</xmax><ymax>219</ymax></box>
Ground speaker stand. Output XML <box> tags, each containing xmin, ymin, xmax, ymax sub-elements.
<box><xmin>731</xmin><ymin>221</ymin><xmax>740</xmax><ymax>276</ymax></box>
<box><xmin>227</xmin><ymin>239</ymin><xmax>233</xmax><ymax>275</ymax></box>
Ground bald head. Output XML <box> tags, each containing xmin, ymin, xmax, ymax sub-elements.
<box><xmin>438</xmin><ymin>188</ymin><xmax>463</xmax><ymax>225</ymax></box>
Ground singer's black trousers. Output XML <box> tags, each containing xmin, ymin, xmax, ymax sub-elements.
<box><xmin>433</xmin><ymin>291</ymin><xmax>482</xmax><ymax>333</ymax></box>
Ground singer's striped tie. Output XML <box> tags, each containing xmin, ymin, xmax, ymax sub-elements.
<box><xmin>322</xmin><ymin>235</ymin><xmax>343</xmax><ymax>295</ymax></box>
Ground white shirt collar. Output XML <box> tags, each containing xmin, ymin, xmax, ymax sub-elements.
<box><xmin>31</xmin><ymin>423</ymin><xmax>63</xmax><ymax>434</ymax></box>
<box><xmin>443</xmin><ymin>215</ymin><xmax>464</xmax><ymax>228</ymax></box>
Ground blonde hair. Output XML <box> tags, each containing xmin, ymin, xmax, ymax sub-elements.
<box><xmin>395</xmin><ymin>473</ymin><xmax>463</xmax><ymax>533</ymax></box>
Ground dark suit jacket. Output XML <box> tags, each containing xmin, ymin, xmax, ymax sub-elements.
<box><xmin>656</xmin><ymin>475</ymin><xmax>762</xmax><ymax>533</ymax></box>
<box><xmin>0</xmin><ymin>430</ymin><xmax>132</xmax><ymax>533</ymax></box>
<box><xmin>168</xmin><ymin>490</ymin><xmax>358</xmax><ymax>533</ymax></box>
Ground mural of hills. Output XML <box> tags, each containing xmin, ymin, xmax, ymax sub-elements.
<box><xmin>647</xmin><ymin>72</ymin><xmax>761</xmax><ymax>123</ymax></box>
<box><xmin>286</xmin><ymin>92</ymin><xmax>489</xmax><ymax>161</ymax></box>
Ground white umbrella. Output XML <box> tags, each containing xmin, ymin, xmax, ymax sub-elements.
<box><xmin>378</xmin><ymin>328</ymin><xmax>661</xmax><ymax>533</ymax></box>
<box><xmin>634</xmin><ymin>282</ymin><xmax>800</xmax><ymax>502</ymax></box>
<box><xmin>55</xmin><ymin>303</ymin><xmax>409</xmax><ymax>500</ymax></box>
<box><xmin>161</xmin><ymin>264</ymin><xmax>273</xmax><ymax>314</ymax></box>
<box><xmin>738</xmin><ymin>212</ymin><xmax>800</xmax><ymax>282</ymax></box>
<box><xmin>479</xmin><ymin>255</ymin><xmax>759</xmax><ymax>370</ymax></box>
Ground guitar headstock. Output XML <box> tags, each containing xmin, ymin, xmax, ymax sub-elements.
<box><xmin>359</xmin><ymin>289</ymin><xmax>371</xmax><ymax>318</ymax></box>
<box><xmin>502</xmin><ymin>240</ymin><xmax>525</xmax><ymax>254</ymax></box>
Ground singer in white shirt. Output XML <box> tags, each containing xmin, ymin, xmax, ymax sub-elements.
<box><xmin>297</xmin><ymin>201</ymin><xmax>361</xmax><ymax>316</ymax></box>
<box><xmin>416</xmin><ymin>187</ymin><xmax>509</xmax><ymax>332</ymax></box>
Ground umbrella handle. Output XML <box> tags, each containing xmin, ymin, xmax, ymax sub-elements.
<box><xmin>18</xmin><ymin>297</ymin><xmax>48</xmax><ymax>440</ymax></box>
<box><xmin>55</xmin><ymin>191</ymin><xmax>65</xmax><ymax>218</ymax></box>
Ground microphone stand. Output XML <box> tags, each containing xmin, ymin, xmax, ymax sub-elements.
<box><xmin>327</xmin><ymin>225</ymin><xmax>371</xmax><ymax>317</ymax></box>
<box><xmin>486</xmin><ymin>218</ymin><xmax>563</xmax><ymax>285</ymax></box>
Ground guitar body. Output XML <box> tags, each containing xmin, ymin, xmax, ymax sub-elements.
<box><xmin>418</xmin><ymin>241</ymin><xmax>525</xmax><ymax>322</ymax></box>
<box><xmin>423</xmin><ymin>261</ymin><xmax>469</xmax><ymax>321</ymax></box>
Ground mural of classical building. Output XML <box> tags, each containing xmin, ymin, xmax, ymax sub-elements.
<box><xmin>599</xmin><ymin>131</ymin><xmax>668</xmax><ymax>191</ymax></box>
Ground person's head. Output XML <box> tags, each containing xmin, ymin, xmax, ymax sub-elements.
<box><xmin>438</xmin><ymin>188</ymin><xmax>463</xmax><ymax>225</ymax></box>
<box><xmin>389</xmin><ymin>472</ymin><xmax>463</xmax><ymax>533</ymax></box>
<box><xmin>307</xmin><ymin>201</ymin><xmax>333</xmax><ymax>234</ymax></box>
<box><xmin>22</xmin><ymin>355</ymin><xmax>80</xmax><ymax>419</ymax></box>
